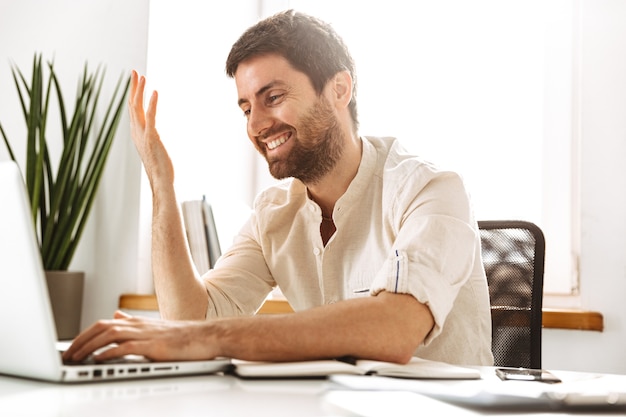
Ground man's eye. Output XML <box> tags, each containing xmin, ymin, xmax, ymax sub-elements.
<box><xmin>268</xmin><ymin>94</ymin><xmax>283</xmax><ymax>103</ymax></box>
<box><xmin>242</xmin><ymin>109</ymin><xmax>251</xmax><ymax>118</ymax></box>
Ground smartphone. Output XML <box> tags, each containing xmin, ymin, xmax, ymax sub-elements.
<box><xmin>495</xmin><ymin>367</ymin><xmax>561</xmax><ymax>383</ymax></box>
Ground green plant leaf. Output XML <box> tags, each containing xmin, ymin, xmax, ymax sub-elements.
<box><xmin>0</xmin><ymin>54</ymin><xmax>130</xmax><ymax>270</ymax></box>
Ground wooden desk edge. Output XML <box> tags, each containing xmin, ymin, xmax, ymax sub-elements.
<box><xmin>118</xmin><ymin>294</ymin><xmax>604</xmax><ymax>331</ymax></box>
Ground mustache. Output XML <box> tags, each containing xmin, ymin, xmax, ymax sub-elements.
<box><xmin>259</xmin><ymin>123</ymin><xmax>293</xmax><ymax>140</ymax></box>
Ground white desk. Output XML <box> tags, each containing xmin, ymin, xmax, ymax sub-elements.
<box><xmin>0</xmin><ymin>374</ymin><xmax>329</xmax><ymax>417</ymax></box>
<box><xmin>0</xmin><ymin>367</ymin><xmax>624</xmax><ymax>417</ymax></box>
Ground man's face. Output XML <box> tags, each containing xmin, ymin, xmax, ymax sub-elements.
<box><xmin>235</xmin><ymin>54</ymin><xmax>344</xmax><ymax>184</ymax></box>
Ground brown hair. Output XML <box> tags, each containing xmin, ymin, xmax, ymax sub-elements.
<box><xmin>225</xmin><ymin>10</ymin><xmax>359</xmax><ymax>130</ymax></box>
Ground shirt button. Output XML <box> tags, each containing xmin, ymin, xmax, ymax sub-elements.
<box><xmin>313</xmin><ymin>247</ymin><xmax>321</xmax><ymax>256</ymax></box>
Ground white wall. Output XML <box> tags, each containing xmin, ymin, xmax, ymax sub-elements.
<box><xmin>0</xmin><ymin>0</ymin><xmax>150</xmax><ymax>327</ymax></box>
<box><xmin>1</xmin><ymin>0</ymin><xmax>624</xmax><ymax>374</ymax></box>
<box><xmin>542</xmin><ymin>0</ymin><xmax>626</xmax><ymax>374</ymax></box>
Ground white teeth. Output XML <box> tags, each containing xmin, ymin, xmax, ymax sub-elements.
<box><xmin>267</xmin><ymin>135</ymin><xmax>288</xmax><ymax>150</ymax></box>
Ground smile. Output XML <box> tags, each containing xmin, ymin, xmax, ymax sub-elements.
<box><xmin>267</xmin><ymin>133</ymin><xmax>290</xmax><ymax>150</ymax></box>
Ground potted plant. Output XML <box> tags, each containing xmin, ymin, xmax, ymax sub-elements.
<box><xmin>0</xmin><ymin>54</ymin><xmax>129</xmax><ymax>339</ymax></box>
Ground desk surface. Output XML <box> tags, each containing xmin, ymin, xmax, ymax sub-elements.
<box><xmin>1</xmin><ymin>367</ymin><xmax>624</xmax><ymax>417</ymax></box>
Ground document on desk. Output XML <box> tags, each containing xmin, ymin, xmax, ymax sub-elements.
<box><xmin>231</xmin><ymin>356</ymin><xmax>480</xmax><ymax>379</ymax></box>
<box><xmin>330</xmin><ymin>371</ymin><xmax>626</xmax><ymax>410</ymax></box>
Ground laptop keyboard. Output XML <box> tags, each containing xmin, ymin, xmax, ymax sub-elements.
<box><xmin>60</xmin><ymin>350</ymin><xmax>149</xmax><ymax>366</ymax></box>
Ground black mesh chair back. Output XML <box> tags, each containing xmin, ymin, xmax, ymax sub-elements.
<box><xmin>478</xmin><ymin>220</ymin><xmax>545</xmax><ymax>369</ymax></box>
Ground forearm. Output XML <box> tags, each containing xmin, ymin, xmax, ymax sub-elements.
<box><xmin>211</xmin><ymin>292</ymin><xmax>434</xmax><ymax>363</ymax></box>
<box><xmin>64</xmin><ymin>291</ymin><xmax>433</xmax><ymax>364</ymax></box>
<box><xmin>151</xmin><ymin>185</ymin><xmax>208</xmax><ymax>320</ymax></box>
<box><xmin>127</xmin><ymin>72</ymin><xmax>208</xmax><ymax>320</ymax></box>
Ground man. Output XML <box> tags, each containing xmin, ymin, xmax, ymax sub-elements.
<box><xmin>64</xmin><ymin>10</ymin><xmax>493</xmax><ymax>366</ymax></box>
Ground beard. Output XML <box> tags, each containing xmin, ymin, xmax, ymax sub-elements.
<box><xmin>258</xmin><ymin>96</ymin><xmax>345</xmax><ymax>185</ymax></box>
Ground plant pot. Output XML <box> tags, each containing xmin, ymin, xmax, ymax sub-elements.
<box><xmin>45</xmin><ymin>270</ymin><xmax>84</xmax><ymax>340</ymax></box>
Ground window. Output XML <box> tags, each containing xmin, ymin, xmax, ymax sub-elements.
<box><xmin>146</xmin><ymin>0</ymin><xmax>579</xmax><ymax>295</ymax></box>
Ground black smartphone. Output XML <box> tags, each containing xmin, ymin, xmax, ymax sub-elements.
<box><xmin>495</xmin><ymin>367</ymin><xmax>562</xmax><ymax>383</ymax></box>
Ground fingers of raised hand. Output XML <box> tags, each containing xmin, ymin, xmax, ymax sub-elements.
<box><xmin>145</xmin><ymin>90</ymin><xmax>158</xmax><ymax>128</ymax></box>
<box><xmin>128</xmin><ymin>71</ymin><xmax>147</xmax><ymax>129</ymax></box>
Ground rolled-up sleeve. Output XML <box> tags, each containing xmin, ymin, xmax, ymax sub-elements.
<box><xmin>370</xmin><ymin>168</ymin><xmax>479</xmax><ymax>346</ymax></box>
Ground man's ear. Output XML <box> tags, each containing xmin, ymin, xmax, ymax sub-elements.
<box><xmin>328</xmin><ymin>70</ymin><xmax>353</xmax><ymax>109</ymax></box>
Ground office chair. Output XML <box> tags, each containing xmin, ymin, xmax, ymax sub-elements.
<box><xmin>478</xmin><ymin>220</ymin><xmax>545</xmax><ymax>369</ymax></box>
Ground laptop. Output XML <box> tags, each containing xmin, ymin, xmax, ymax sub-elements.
<box><xmin>0</xmin><ymin>160</ymin><xmax>231</xmax><ymax>382</ymax></box>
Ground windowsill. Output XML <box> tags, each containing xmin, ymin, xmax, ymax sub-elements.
<box><xmin>118</xmin><ymin>293</ymin><xmax>604</xmax><ymax>332</ymax></box>
<box><xmin>542</xmin><ymin>293</ymin><xmax>604</xmax><ymax>331</ymax></box>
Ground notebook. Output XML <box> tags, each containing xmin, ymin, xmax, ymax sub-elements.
<box><xmin>232</xmin><ymin>356</ymin><xmax>480</xmax><ymax>379</ymax></box>
<box><xmin>0</xmin><ymin>160</ymin><xmax>231</xmax><ymax>382</ymax></box>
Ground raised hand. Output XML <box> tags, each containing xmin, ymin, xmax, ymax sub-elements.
<box><xmin>128</xmin><ymin>70</ymin><xmax>175</xmax><ymax>189</ymax></box>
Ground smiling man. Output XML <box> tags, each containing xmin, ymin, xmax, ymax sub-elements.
<box><xmin>64</xmin><ymin>10</ymin><xmax>493</xmax><ymax>366</ymax></box>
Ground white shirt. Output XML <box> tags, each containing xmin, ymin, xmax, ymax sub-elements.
<box><xmin>203</xmin><ymin>136</ymin><xmax>494</xmax><ymax>366</ymax></box>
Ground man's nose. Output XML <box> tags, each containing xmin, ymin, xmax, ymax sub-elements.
<box><xmin>247</xmin><ymin>106</ymin><xmax>273</xmax><ymax>139</ymax></box>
